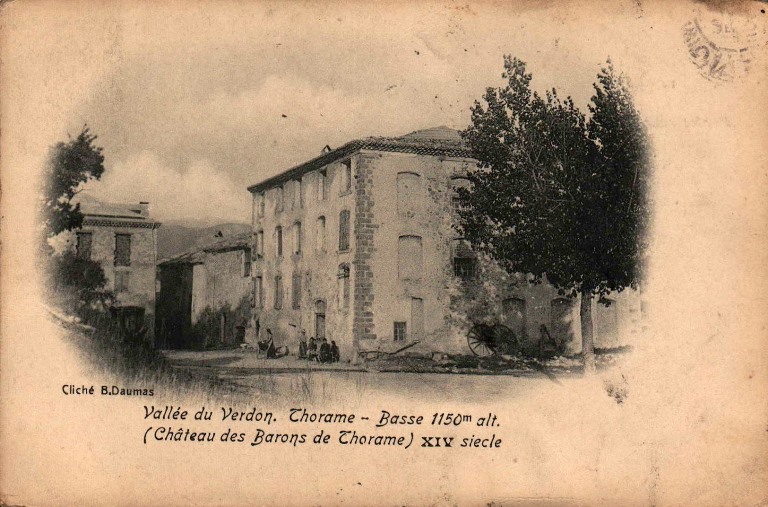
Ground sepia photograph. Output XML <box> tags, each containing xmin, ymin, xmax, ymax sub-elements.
<box><xmin>1</xmin><ymin>1</ymin><xmax>767</xmax><ymax>505</ymax></box>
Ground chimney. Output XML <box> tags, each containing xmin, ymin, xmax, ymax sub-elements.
<box><xmin>129</xmin><ymin>202</ymin><xmax>150</xmax><ymax>218</ymax></box>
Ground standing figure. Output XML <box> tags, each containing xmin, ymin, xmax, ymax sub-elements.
<box><xmin>298</xmin><ymin>329</ymin><xmax>308</xmax><ymax>359</ymax></box>
<box><xmin>330</xmin><ymin>340</ymin><xmax>340</xmax><ymax>363</ymax></box>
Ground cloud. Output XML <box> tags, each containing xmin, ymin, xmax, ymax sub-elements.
<box><xmin>85</xmin><ymin>151</ymin><xmax>251</xmax><ymax>224</ymax></box>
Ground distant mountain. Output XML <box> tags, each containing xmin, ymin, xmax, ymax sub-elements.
<box><xmin>157</xmin><ymin>221</ymin><xmax>251</xmax><ymax>260</ymax></box>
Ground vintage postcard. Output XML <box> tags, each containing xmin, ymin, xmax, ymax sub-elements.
<box><xmin>1</xmin><ymin>1</ymin><xmax>767</xmax><ymax>505</ymax></box>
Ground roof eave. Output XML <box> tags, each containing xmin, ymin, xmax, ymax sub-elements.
<box><xmin>246</xmin><ymin>139</ymin><xmax>475</xmax><ymax>194</ymax></box>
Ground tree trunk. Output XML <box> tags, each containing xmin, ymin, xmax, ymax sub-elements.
<box><xmin>580</xmin><ymin>289</ymin><xmax>596</xmax><ymax>374</ymax></box>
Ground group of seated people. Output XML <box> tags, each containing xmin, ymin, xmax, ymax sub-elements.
<box><xmin>298</xmin><ymin>334</ymin><xmax>340</xmax><ymax>363</ymax></box>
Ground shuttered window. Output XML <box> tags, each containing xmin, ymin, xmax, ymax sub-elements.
<box><xmin>115</xmin><ymin>271</ymin><xmax>130</xmax><ymax>292</ymax></box>
<box><xmin>76</xmin><ymin>232</ymin><xmax>92</xmax><ymax>260</ymax></box>
<box><xmin>114</xmin><ymin>234</ymin><xmax>131</xmax><ymax>266</ymax></box>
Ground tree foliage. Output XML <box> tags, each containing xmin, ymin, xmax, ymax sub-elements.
<box><xmin>459</xmin><ymin>56</ymin><xmax>649</xmax><ymax>300</ymax></box>
<box><xmin>40</xmin><ymin>126</ymin><xmax>105</xmax><ymax>240</ymax></box>
<box><xmin>40</xmin><ymin>126</ymin><xmax>112</xmax><ymax>317</ymax></box>
<box><xmin>459</xmin><ymin>56</ymin><xmax>649</xmax><ymax>366</ymax></box>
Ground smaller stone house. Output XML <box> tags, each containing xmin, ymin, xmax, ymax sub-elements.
<box><xmin>69</xmin><ymin>194</ymin><xmax>161</xmax><ymax>344</ymax></box>
<box><xmin>156</xmin><ymin>233</ymin><xmax>252</xmax><ymax>349</ymax></box>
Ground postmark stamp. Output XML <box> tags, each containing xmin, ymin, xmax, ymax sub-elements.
<box><xmin>683</xmin><ymin>12</ymin><xmax>759</xmax><ymax>81</ymax></box>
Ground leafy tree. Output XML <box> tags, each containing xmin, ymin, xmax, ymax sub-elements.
<box><xmin>459</xmin><ymin>56</ymin><xmax>649</xmax><ymax>371</ymax></box>
<box><xmin>40</xmin><ymin>126</ymin><xmax>112</xmax><ymax>317</ymax></box>
<box><xmin>40</xmin><ymin>126</ymin><xmax>105</xmax><ymax>242</ymax></box>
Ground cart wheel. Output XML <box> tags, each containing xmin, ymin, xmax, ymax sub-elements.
<box><xmin>467</xmin><ymin>324</ymin><xmax>495</xmax><ymax>357</ymax></box>
<box><xmin>492</xmin><ymin>324</ymin><xmax>520</xmax><ymax>356</ymax></box>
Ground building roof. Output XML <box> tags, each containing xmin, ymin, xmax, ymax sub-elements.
<box><xmin>74</xmin><ymin>193</ymin><xmax>161</xmax><ymax>228</ymax></box>
<box><xmin>247</xmin><ymin>126</ymin><xmax>474</xmax><ymax>193</ymax></box>
<box><xmin>159</xmin><ymin>232</ymin><xmax>251</xmax><ymax>266</ymax></box>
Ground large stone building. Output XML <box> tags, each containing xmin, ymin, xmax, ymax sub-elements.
<box><xmin>156</xmin><ymin>233</ymin><xmax>252</xmax><ymax>349</ymax></box>
<box><xmin>247</xmin><ymin>127</ymin><xmax>641</xmax><ymax>361</ymax></box>
<box><xmin>71</xmin><ymin>194</ymin><xmax>162</xmax><ymax>343</ymax></box>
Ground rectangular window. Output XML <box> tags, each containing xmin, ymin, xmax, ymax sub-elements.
<box><xmin>242</xmin><ymin>249</ymin><xmax>252</xmax><ymax>277</ymax></box>
<box><xmin>398</xmin><ymin>235</ymin><xmax>423</xmax><ymax>280</ymax></box>
<box><xmin>291</xmin><ymin>273</ymin><xmax>301</xmax><ymax>309</ymax></box>
<box><xmin>453</xmin><ymin>239</ymin><xmax>477</xmax><ymax>280</ymax></box>
<box><xmin>340</xmin><ymin>160</ymin><xmax>352</xmax><ymax>194</ymax></box>
<box><xmin>318</xmin><ymin>170</ymin><xmax>328</xmax><ymax>201</ymax></box>
<box><xmin>114</xmin><ymin>234</ymin><xmax>131</xmax><ymax>267</ymax></box>
<box><xmin>451</xmin><ymin>177</ymin><xmax>471</xmax><ymax>214</ymax></box>
<box><xmin>115</xmin><ymin>271</ymin><xmax>130</xmax><ymax>293</ymax></box>
<box><xmin>254</xmin><ymin>276</ymin><xmax>263</xmax><ymax>308</ymax></box>
<box><xmin>275</xmin><ymin>226</ymin><xmax>283</xmax><ymax>257</ymax></box>
<box><xmin>276</xmin><ymin>186</ymin><xmax>284</xmax><ymax>213</ymax></box>
<box><xmin>274</xmin><ymin>275</ymin><xmax>283</xmax><ymax>310</ymax></box>
<box><xmin>394</xmin><ymin>322</ymin><xmax>407</xmax><ymax>342</ymax></box>
<box><xmin>453</xmin><ymin>258</ymin><xmax>477</xmax><ymax>279</ymax></box>
<box><xmin>338</xmin><ymin>210</ymin><xmax>350</xmax><ymax>251</ymax></box>
<box><xmin>259</xmin><ymin>192</ymin><xmax>265</xmax><ymax>217</ymax></box>
<box><xmin>76</xmin><ymin>232</ymin><xmax>92</xmax><ymax>260</ymax></box>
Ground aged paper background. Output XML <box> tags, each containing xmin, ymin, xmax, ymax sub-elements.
<box><xmin>1</xmin><ymin>1</ymin><xmax>767</xmax><ymax>506</ymax></box>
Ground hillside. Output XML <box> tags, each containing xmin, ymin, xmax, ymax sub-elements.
<box><xmin>157</xmin><ymin>221</ymin><xmax>251</xmax><ymax>260</ymax></box>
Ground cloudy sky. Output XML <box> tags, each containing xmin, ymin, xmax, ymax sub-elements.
<box><xmin>54</xmin><ymin>1</ymin><xmax>656</xmax><ymax>224</ymax></box>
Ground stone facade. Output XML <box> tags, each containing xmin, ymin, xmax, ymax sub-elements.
<box><xmin>156</xmin><ymin>234</ymin><xmax>252</xmax><ymax>349</ymax></box>
<box><xmin>248</xmin><ymin>127</ymin><xmax>642</xmax><ymax>360</ymax></box>
<box><xmin>70</xmin><ymin>195</ymin><xmax>161</xmax><ymax>344</ymax></box>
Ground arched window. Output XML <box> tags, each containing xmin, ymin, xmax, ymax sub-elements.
<box><xmin>398</xmin><ymin>235</ymin><xmax>423</xmax><ymax>280</ymax></box>
<box><xmin>339</xmin><ymin>210</ymin><xmax>350</xmax><ymax>251</ymax></box>
<box><xmin>340</xmin><ymin>160</ymin><xmax>352</xmax><ymax>194</ymax></box>
<box><xmin>338</xmin><ymin>263</ymin><xmax>351</xmax><ymax>310</ymax></box>
<box><xmin>294</xmin><ymin>179</ymin><xmax>302</xmax><ymax>209</ymax></box>
<box><xmin>316</xmin><ymin>216</ymin><xmax>326</xmax><ymax>252</ymax></box>
<box><xmin>397</xmin><ymin>172</ymin><xmax>421</xmax><ymax>217</ymax></box>
<box><xmin>291</xmin><ymin>272</ymin><xmax>302</xmax><ymax>309</ymax></box>
<box><xmin>292</xmin><ymin>221</ymin><xmax>302</xmax><ymax>255</ymax></box>
<box><xmin>275</xmin><ymin>185</ymin><xmax>284</xmax><ymax>213</ymax></box>
<box><xmin>318</xmin><ymin>169</ymin><xmax>328</xmax><ymax>201</ymax></box>
<box><xmin>315</xmin><ymin>299</ymin><xmax>326</xmax><ymax>338</ymax></box>
<box><xmin>274</xmin><ymin>275</ymin><xmax>283</xmax><ymax>310</ymax></box>
<box><xmin>275</xmin><ymin>226</ymin><xmax>283</xmax><ymax>257</ymax></box>
<box><xmin>254</xmin><ymin>230</ymin><xmax>264</xmax><ymax>258</ymax></box>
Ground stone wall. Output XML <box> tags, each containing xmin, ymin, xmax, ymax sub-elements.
<box><xmin>250</xmin><ymin>156</ymin><xmax>356</xmax><ymax>360</ymax></box>
<box><xmin>78</xmin><ymin>224</ymin><xmax>158</xmax><ymax>342</ymax></box>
